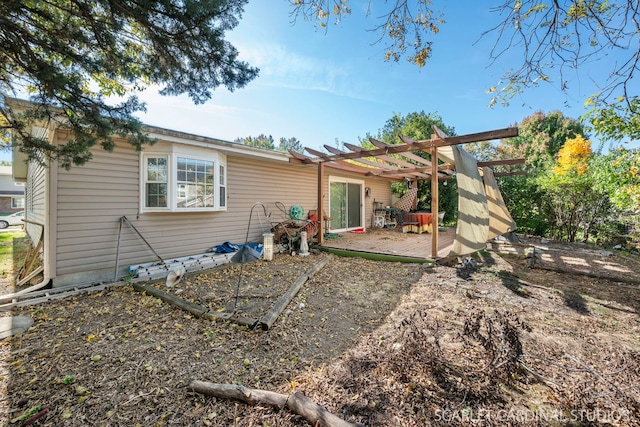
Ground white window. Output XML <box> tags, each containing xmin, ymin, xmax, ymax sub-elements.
<box><xmin>141</xmin><ymin>147</ymin><xmax>226</xmax><ymax>212</ymax></box>
<box><xmin>219</xmin><ymin>164</ymin><xmax>226</xmax><ymax>208</ymax></box>
<box><xmin>144</xmin><ymin>157</ymin><xmax>168</xmax><ymax>208</ymax></box>
<box><xmin>176</xmin><ymin>157</ymin><xmax>215</xmax><ymax>208</ymax></box>
<box><xmin>11</xmin><ymin>197</ymin><xmax>25</xmax><ymax>209</ymax></box>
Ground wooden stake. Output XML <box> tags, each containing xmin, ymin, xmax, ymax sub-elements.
<box><xmin>132</xmin><ymin>283</ymin><xmax>258</xmax><ymax>328</ymax></box>
<box><xmin>258</xmin><ymin>254</ymin><xmax>333</xmax><ymax>330</ymax></box>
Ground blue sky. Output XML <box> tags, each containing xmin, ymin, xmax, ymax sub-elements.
<box><xmin>3</xmin><ymin>1</ymin><xmax>636</xmax><ymax>163</ymax></box>
<box><xmin>132</xmin><ymin>1</ymin><xmax>634</xmax><ymax>151</ymax></box>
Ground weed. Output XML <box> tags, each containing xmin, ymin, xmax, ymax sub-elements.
<box><xmin>122</xmin><ymin>270</ymin><xmax>136</xmax><ymax>283</ymax></box>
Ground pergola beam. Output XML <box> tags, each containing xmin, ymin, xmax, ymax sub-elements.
<box><xmin>428</xmin><ymin>126</ymin><xmax>518</xmax><ymax>147</ymax></box>
<box><xmin>367</xmin><ymin>165</ymin><xmax>448</xmax><ymax>178</ymax></box>
<box><xmin>323</xmin><ymin>145</ymin><xmax>401</xmax><ymax>171</ymax></box>
<box><xmin>369</xmin><ymin>137</ymin><xmax>434</xmax><ymax>167</ymax></box>
<box><xmin>344</xmin><ymin>143</ymin><xmax>417</xmax><ymax>169</ymax></box>
<box><xmin>493</xmin><ymin>171</ymin><xmax>527</xmax><ymax>177</ymax></box>
<box><xmin>478</xmin><ymin>158</ymin><xmax>525</xmax><ymax>167</ymax></box>
<box><xmin>290</xmin><ymin>127</ymin><xmax>519</xmax><ymax>165</ymax></box>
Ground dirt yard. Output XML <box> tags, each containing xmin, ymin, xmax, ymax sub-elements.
<box><xmin>0</xmin><ymin>239</ymin><xmax>639</xmax><ymax>426</ymax></box>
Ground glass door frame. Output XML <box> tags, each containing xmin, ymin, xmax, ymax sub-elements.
<box><xmin>328</xmin><ymin>176</ymin><xmax>365</xmax><ymax>233</ymax></box>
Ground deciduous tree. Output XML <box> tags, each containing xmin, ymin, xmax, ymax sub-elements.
<box><xmin>554</xmin><ymin>135</ymin><xmax>592</xmax><ymax>176</ymax></box>
<box><xmin>496</xmin><ymin>111</ymin><xmax>585</xmax><ymax>236</ymax></box>
<box><xmin>498</xmin><ymin>111</ymin><xmax>585</xmax><ymax>171</ymax></box>
<box><xmin>235</xmin><ymin>134</ymin><xmax>275</xmax><ymax>150</ymax></box>
<box><xmin>361</xmin><ymin>111</ymin><xmax>457</xmax><ymax>219</ymax></box>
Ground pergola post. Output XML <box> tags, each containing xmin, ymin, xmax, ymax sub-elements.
<box><xmin>411</xmin><ymin>180</ymin><xmax>418</xmax><ymax>211</ymax></box>
<box><xmin>431</xmin><ymin>142</ymin><xmax>439</xmax><ymax>257</ymax></box>
<box><xmin>317</xmin><ymin>162</ymin><xmax>324</xmax><ymax>245</ymax></box>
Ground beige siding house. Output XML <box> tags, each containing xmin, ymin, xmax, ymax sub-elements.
<box><xmin>0</xmin><ymin>166</ymin><xmax>24</xmax><ymax>214</ymax></box>
<box><xmin>18</xmin><ymin>124</ymin><xmax>392</xmax><ymax>287</ymax></box>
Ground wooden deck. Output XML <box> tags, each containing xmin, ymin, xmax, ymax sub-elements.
<box><xmin>320</xmin><ymin>226</ymin><xmax>456</xmax><ymax>259</ymax></box>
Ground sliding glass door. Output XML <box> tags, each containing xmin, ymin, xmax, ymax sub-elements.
<box><xmin>329</xmin><ymin>179</ymin><xmax>363</xmax><ymax>232</ymax></box>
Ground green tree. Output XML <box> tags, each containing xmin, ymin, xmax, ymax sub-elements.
<box><xmin>463</xmin><ymin>141</ymin><xmax>498</xmax><ymax>162</ymax></box>
<box><xmin>278</xmin><ymin>137</ymin><xmax>303</xmax><ymax>153</ymax></box>
<box><xmin>586</xmin><ymin>98</ymin><xmax>640</xmax><ymax>143</ymax></box>
<box><xmin>538</xmin><ymin>135</ymin><xmax>611</xmax><ymax>242</ymax></box>
<box><xmin>235</xmin><ymin>134</ymin><xmax>275</xmax><ymax>150</ymax></box>
<box><xmin>498</xmin><ymin>111</ymin><xmax>586</xmax><ymax>172</ymax></box>
<box><xmin>591</xmin><ymin>147</ymin><xmax>640</xmax><ymax>247</ymax></box>
<box><xmin>540</xmin><ymin>170</ymin><xmax>611</xmax><ymax>243</ymax></box>
<box><xmin>362</xmin><ymin>111</ymin><xmax>457</xmax><ymax>220</ymax></box>
<box><xmin>234</xmin><ymin>135</ymin><xmax>302</xmax><ymax>152</ymax></box>
<box><xmin>496</xmin><ymin>111</ymin><xmax>585</xmax><ymax>236</ymax></box>
<box><xmin>369</xmin><ymin>111</ymin><xmax>455</xmax><ymax>144</ymax></box>
<box><xmin>498</xmin><ymin>175</ymin><xmax>549</xmax><ymax>236</ymax></box>
<box><xmin>1</xmin><ymin>0</ymin><xmax>258</xmax><ymax>168</ymax></box>
<box><xmin>590</xmin><ymin>148</ymin><xmax>640</xmax><ymax>213</ymax></box>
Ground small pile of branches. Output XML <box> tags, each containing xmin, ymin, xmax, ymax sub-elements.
<box><xmin>299</xmin><ymin>307</ymin><xmax>639</xmax><ymax>426</ymax></box>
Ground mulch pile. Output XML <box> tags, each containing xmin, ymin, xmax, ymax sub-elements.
<box><xmin>1</xmin><ymin>243</ymin><xmax>639</xmax><ymax>426</ymax></box>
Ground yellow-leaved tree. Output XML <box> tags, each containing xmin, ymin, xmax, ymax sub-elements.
<box><xmin>554</xmin><ymin>135</ymin><xmax>592</xmax><ymax>176</ymax></box>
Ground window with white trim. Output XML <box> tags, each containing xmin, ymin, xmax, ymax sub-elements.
<box><xmin>141</xmin><ymin>148</ymin><xmax>226</xmax><ymax>212</ymax></box>
<box><xmin>11</xmin><ymin>197</ymin><xmax>25</xmax><ymax>209</ymax></box>
<box><xmin>145</xmin><ymin>157</ymin><xmax>168</xmax><ymax>208</ymax></box>
<box><xmin>219</xmin><ymin>164</ymin><xmax>226</xmax><ymax>208</ymax></box>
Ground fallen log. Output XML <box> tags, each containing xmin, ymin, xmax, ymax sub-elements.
<box><xmin>188</xmin><ymin>380</ymin><xmax>363</xmax><ymax>427</ymax></box>
<box><xmin>132</xmin><ymin>283</ymin><xmax>258</xmax><ymax>328</ymax></box>
<box><xmin>258</xmin><ymin>254</ymin><xmax>333</xmax><ymax>330</ymax></box>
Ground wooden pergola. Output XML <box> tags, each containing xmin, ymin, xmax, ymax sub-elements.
<box><xmin>288</xmin><ymin>126</ymin><xmax>523</xmax><ymax>258</ymax></box>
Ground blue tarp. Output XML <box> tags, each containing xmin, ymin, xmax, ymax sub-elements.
<box><xmin>214</xmin><ymin>241</ymin><xmax>241</xmax><ymax>254</ymax></box>
<box><xmin>212</xmin><ymin>241</ymin><xmax>264</xmax><ymax>264</ymax></box>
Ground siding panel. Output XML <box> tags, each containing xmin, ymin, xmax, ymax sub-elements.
<box><xmin>53</xmin><ymin>140</ymin><xmax>392</xmax><ymax>284</ymax></box>
<box><xmin>25</xmin><ymin>154</ymin><xmax>47</xmax><ymax>246</ymax></box>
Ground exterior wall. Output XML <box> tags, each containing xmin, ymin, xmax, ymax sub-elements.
<box><xmin>364</xmin><ymin>178</ymin><xmax>393</xmax><ymax>225</ymax></box>
<box><xmin>0</xmin><ymin>166</ymin><xmax>17</xmax><ymax>193</ymax></box>
<box><xmin>49</xmin><ymin>137</ymin><xmax>385</xmax><ymax>285</ymax></box>
<box><xmin>52</xmin><ymin>136</ymin><xmax>140</xmax><ymax>285</ymax></box>
<box><xmin>25</xmin><ymin>154</ymin><xmax>47</xmax><ymax>247</ymax></box>
<box><xmin>323</xmin><ymin>171</ymin><xmax>392</xmax><ymax>229</ymax></box>
<box><xmin>46</xmin><ymin>132</ymin><xmax>392</xmax><ymax>286</ymax></box>
<box><xmin>0</xmin><ymin>197</ymin><xmax>23</xmax><ymax>214</ymax></box>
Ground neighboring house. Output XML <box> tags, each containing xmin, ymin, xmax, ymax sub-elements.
<box><xmin>0</xmin><ymin>165</ymin><xmax>25</xmax><ymax>214</ymax></box>
<box><xmin>13</xmin><ymin>121</ymin><xmax>392</xmax><ymax>288</ymax></box>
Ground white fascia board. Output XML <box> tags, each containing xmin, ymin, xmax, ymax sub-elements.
<box><xmin>145</xmin><ymin>126</ymin><xmax>290</xmax><ymax>163</ymax></box>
